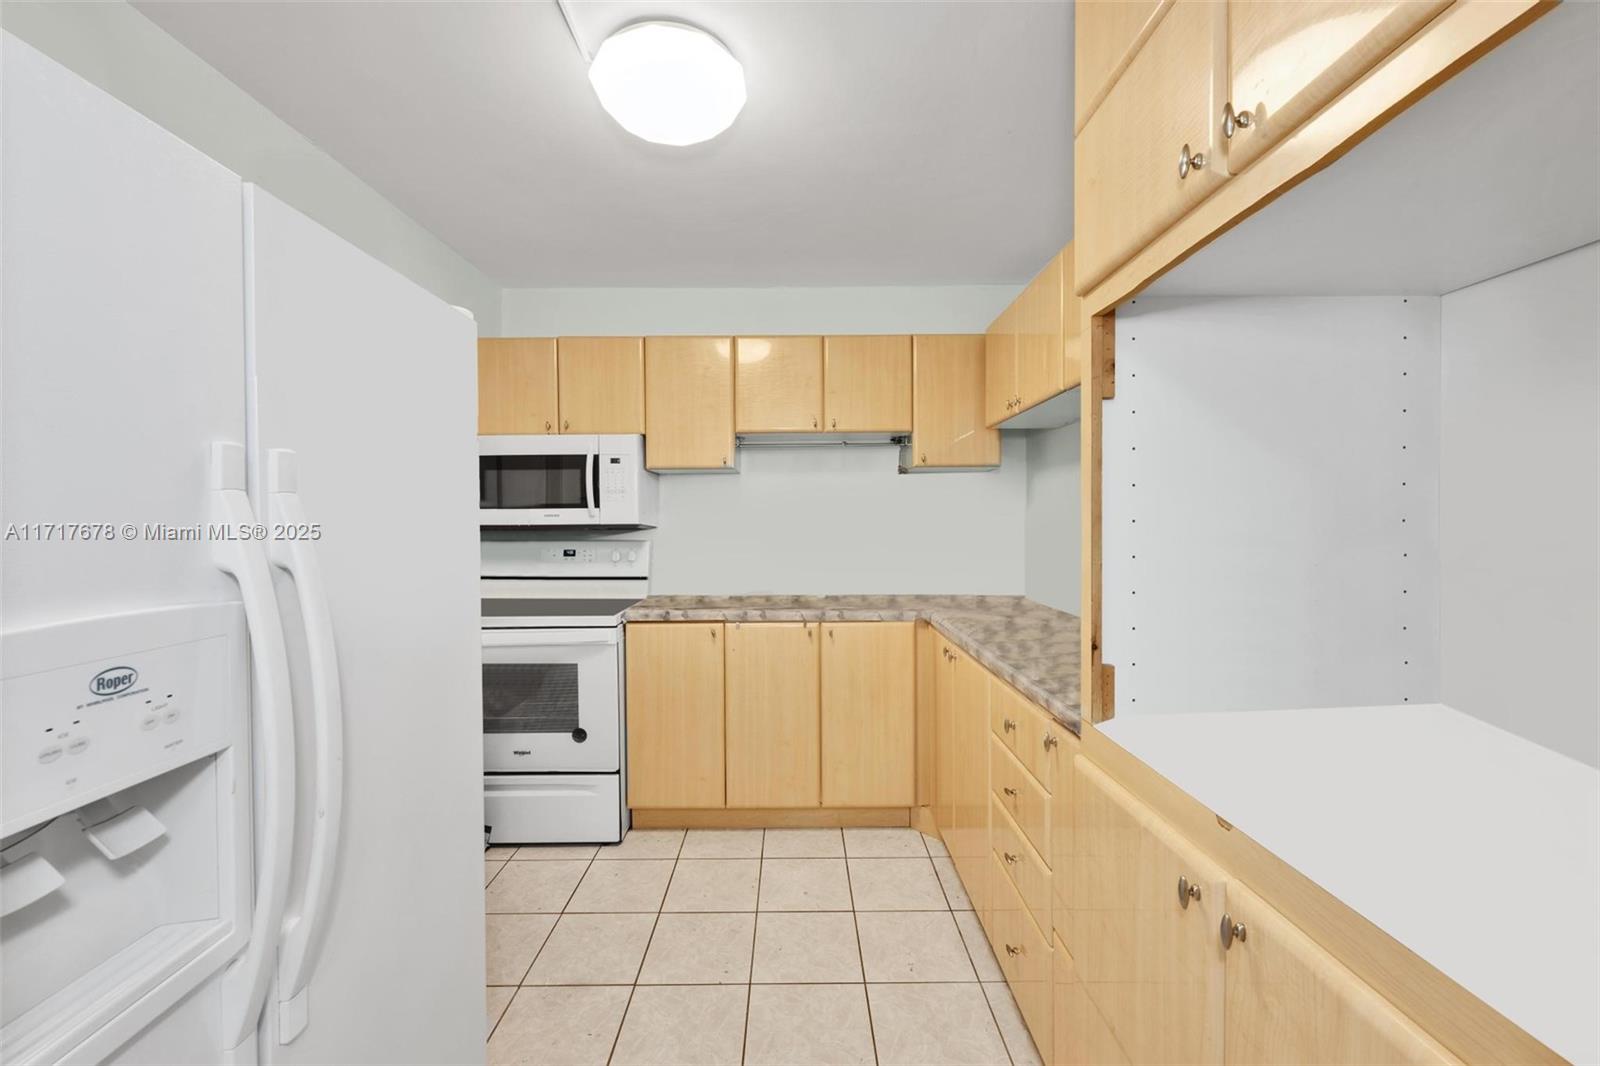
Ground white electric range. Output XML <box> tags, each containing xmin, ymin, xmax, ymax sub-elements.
<box><xmin>479</xmin><ymin>539</ymin><xmax>648</xmax><ymax>844</ymax></box>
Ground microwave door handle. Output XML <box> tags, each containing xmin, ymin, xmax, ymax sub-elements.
<box><xmin>588</xmin><ymin>452</ymin><xmax>601</xmax><ymax>519</ymax></box>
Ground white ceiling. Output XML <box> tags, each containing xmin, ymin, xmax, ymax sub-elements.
<box><xmin>135</xmin><ymin>0</ymin><xmax>1074</xmax><ymax>288</ymax></box>
<box><xmin>1145</xmin><ymin>1</ymin><xmax>1600</xmax><ymax>298</ymax></box>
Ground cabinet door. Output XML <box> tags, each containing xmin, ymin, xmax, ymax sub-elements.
<box><xmin>478</xmin><ymin>338</ymin><xmax>557</xmax><ymax>434</ymax></box>
<box><xmin>934</xmin><ymin>637</ymin><xmax>957</xmax><ymax>835</ymax></box>
<box><xmin>1073</xmin><ymin>758</ymin><xmax>1226</xmax><ymax>1064</ymax></box>
<box><xmin>725</xmin><ymin>622</ymin><xmax>820</xmax><ymax>808</ymax></box>
<box><xmin>735</xmin><ymin>335</ymin><xmax>823</xmax><ymax>433</ymax></box>
<box><xmin>909</xmin><ymin>335</ymin><xmax>1000</xmax><ymax>468</ymax></box>
<box><xmin>1075</xmin><ymin>0</ymin><xmax>1164</xmax><ymax>133</ymax></box>
<box><xmin>1049</xmin><ymin>725</ymin><xmax>1079</xmax><ymax>949</ymax></box>
<box><xmin>985</xmin><ymin>303</ymin><xmax>1018</xmax><ymax>427</ymax></box>
<box><xmin>951</xmin><ymin>649</ymin><xmax>993</xmax><ymax>916</ymax></box>
<box><xmin>1054</xmin><ymin>937</ymin><xmax>1131</xmax><ymax>1066</ymax></box>
<box><xmin>1225</xmin><ymin>0</ymin><xmax>1452</xmax><ymax>171</ymax></box>
<box><xmin>644</xmin><ymin>336</ymin><xmax>734</xmax><ymax>470</ymax></box>
<box><xmin>1076</xmin><ymin>0</ymin><xmax>1228</xmax><ymax>292</ymax></box>
<box><xmin>1017</xmin><ymin>252</ymin><xmax>1067</xmax><ymax>412</ymax></box>
<box><xmin>823</xmin><ymin>335</ymin><xmax>912</xmax><ymax>432</ymax></box>
<box><xmin>914</xmin><ymin>622</ymin><xmax>937</xmax><ymax>808</ymax></box>
<box><xmin>1224</xmin><ymin>883</ymin><xmax>1459</xmax><ymax>1065</ymax></box>
<box><xmin>557</xmin><ymin>336</ymin><xmax>644</xmax><ymax>433</ymax></box>
<box><xmin>625</xmin><ymin>622</ymin><xmax>725</xmax><ymax>808</ymax></box>
<box><xmin>820</xmin><ymin>622</ymin><xmax>915</xmax><ymax>806</ymax></box>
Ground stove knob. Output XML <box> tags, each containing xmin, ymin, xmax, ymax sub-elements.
<box><xmin>627</xmin><ymin>550</ymin><xmax>637</xmax><ymax>562</ymax></box>
<box><xmin>611</xmin><ymin>550</ymin><xmax>621</xmax><ymax>563</ymax></box>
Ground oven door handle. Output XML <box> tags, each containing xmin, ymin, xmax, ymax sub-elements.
<box><xmin>482</xmin><ymin>628</ymin><xmax>620</xmax><ymax>648</ymax></box>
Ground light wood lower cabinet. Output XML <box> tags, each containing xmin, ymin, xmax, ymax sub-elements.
<box><xmin>988</xmin><ymin>851</ymin><xmax>1053</xmax><ymax>1053</ymax></box>
<box><xmin>950</xmin><ymin>647</ymin><xmax>993</xmax><ymax>918</ymax></box>
<box><xmin>725</xmin><ymin>622</ymin><xmax>819</xmax><ymax>808</ymax></box>
<box><xmin>1073</xmin><ymin>758</ymin><xmax>1227</xmax><ymax>1065</ymax></box>
<box><xmin>1222</xmin><ymin>882</ymin><xmax>1459</xmax><ymax>1065</ymax></box>
<box><xmin>820</xmin><ymin>622</ymin><xmax>915</xmax><ymax>806</ymax></box>
<box><xmin>557</xmin><ymin>336</ymin><xmax>644</xmax><ymax>433</ymax></box>
<box><xmin>478</xmin><ymin>337</ymin><xmax>557</xmax><ymax>434</ymax></box>
<box><xmin>1054</xmin><ymin>937</ymin><xmax>1131</xmax><ymax>1066</ymax></box>
<box><xmin>644</xmin><ymin>336</ymin><xmax>734</xmax><ymax>470</ymax></box>
<box><xmin>625</xmin><ymin>622</ymin><xmax>725</xmax><ymax>808</ymax></box>
<box><xmin>907</xmin><ymin>334</ymin><xmax>999</xmax><ymax>469</ymax></box>
<box><xmin>934</xmin><ymin>636</ymin><xmax>957</xmax><ymax>836</ymax></box>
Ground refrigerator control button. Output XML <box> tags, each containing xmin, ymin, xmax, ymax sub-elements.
<box><xmin>38</xmin><ymin>745</ymin><xmax>64</xmax><ymax>764</ymax></box>
<box><xmin>67</xmin><ymin>737</ymin><xmax>90</xmax><ymax>755</ymax></box>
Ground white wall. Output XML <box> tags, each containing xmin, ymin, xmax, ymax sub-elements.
<box><xmin>1103</xmin><ymin>296</ymin><xmax>1443</xmax><ymax>715</ymax></box>
<box><xmin>500</xmin><ymin>286</ymin><xmax>1017</xmax><ymax>336</ymax></box>
<box><xmin>1440</xmin><ymin>243</ymin><xmax>1599</xmax><ymax>767</ymax></box>
<box><xmin>639</xmin><ymin>438</ymin><xmax>1028</xmax><ymax>594</ymax></box>
<box><xmin>1024</xmin><ymin>424</ymin><xmax>1081</xmax><ymax>613</ymax></box>
<box><xmin>0</xmin><ymin>1</ymin><xmax>501</xmax><ymax>328</ymax></box>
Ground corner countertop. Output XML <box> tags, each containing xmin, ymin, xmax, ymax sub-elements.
<box><xmin>624</xmin><ymin>595</ymin><xmax>1081</xmax><ymax>733</ymax></box>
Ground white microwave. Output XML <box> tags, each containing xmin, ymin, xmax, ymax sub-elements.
<box><xmin>479</xmin><ymin>434</ymin><xmax>658</xmax><ymax>528</ymax></box>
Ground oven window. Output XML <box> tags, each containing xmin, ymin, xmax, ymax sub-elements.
<box><xmin>483</xmin><ymin>663</ymin><xmax>580</xmax><ymax>733</ymax></box>
<box><xmin>480</xmin><ymin>455</ymin><xmax>587</xmax><ymax>509</ymax></box>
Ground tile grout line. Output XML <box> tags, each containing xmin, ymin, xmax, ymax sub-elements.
<box><xmin>740</xmin><ymin>831</ymin><xmax>767</xmax><ymax>1064</ymax></box>
<box><xmin>843</xmin><ymin>837</ymin><xmax>882</xmax><ymax>1066</ymax></box>
<box><xmin>605</xmin><ymin>830</ymin><xmax>683</xmax><ymax>1066</ymax></box>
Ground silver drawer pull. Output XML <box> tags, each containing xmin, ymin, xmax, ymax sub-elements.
<box><xmin>1179</xmin><ymin>143</ymin><xmax>1206</xmax><ymax>179</ymax></box>
<box><xmin>1003</xmin><ymin>852</ymin><xmax>1019</xmax><ymax>865</ymax></box>
<box><xmin>1004</xmin><ymin>944</ymin><xmax>1022</xmax><ymax>957</ymax></box>
<box><xmin>1002</xmin><ymin>786</ymin><xmax>1018</xmax><ymax>797</ymax></box>
<box><xmin>1043</xmin><ymin>733</ymin><xmax>1058</xmax><ymax>750</ymax></box>
<box><xmin>1003</xmin><ymin>718</ymin><xmax>1017</xmax><ymax>733</ymax></box>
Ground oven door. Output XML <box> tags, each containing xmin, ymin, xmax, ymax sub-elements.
<box><xmin>479</xmin><ymin>435</ymin><xmax>600</xmax><ymax>527</ymax></box>
<box><xmin>481</xmin><ymin>627</ymin><xmax>619</xmax><ymax>772</ymax></box>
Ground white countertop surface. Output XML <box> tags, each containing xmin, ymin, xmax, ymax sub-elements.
<box><xmin>1099</xmin><ymin>703</ymin><xmax>1599</xmax><ymax>1065</ymax></box>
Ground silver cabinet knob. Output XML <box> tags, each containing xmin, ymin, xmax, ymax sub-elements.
<box><xmin>1003</xmin><ymin>851</ymin><xmax>1019</xmax><ymax>865</ymax></box>
<box><xmin>1004</xmin><ymin>944</ymin><xmax>1022</xmax><ymax>957</ymax></box>
<box><xmin>562</xmin><ymin>419</ymin><xmax>570</xmax><ymax>431</ymax></box>
<box><xmin>1223</xmin><ymin>102</ymin><xmax>1254</xmax><ymax>139</ymax></box>
<box><xmin>1002</xmin><ymin>786</ymin><xmax>1018</xmax><ymax>797</ymax></box>
<box><xmin>544</xmin><ymin>419</ymin><xmax>552</xmax><ymax>431</ymax></box>
<box><xmin>1003</xmin><ymin>718</ymin><xmax>1017</xmax><ymax>733</ymax></box>
<box><xmin>1221</xmin><ymin>913</ymin><xmax>1248</xmax><ymax>949</ymax></box>
<box><xmin>920</xmin><ymin>452</ymin><xmax>928</xmax><ymax>464</ymax></box>
<box><xmin>1178</xmin><ymin>143</ymin><xmax>1206</xmax><ymax>179</ymax></box>
<box><xmin>1043</xmin><ymin>733</ymin><xmax>1058</xmax><ymax>751</ymax></box>
<box><xmin>812</xmin><ymin>417</ymin><xmax>818</xmax><ymax>428</ymax></box>
<box><xmin>1177</xmin><ymin>875</ymin><xmax>1201</xmax><ymax>908</ymax></box>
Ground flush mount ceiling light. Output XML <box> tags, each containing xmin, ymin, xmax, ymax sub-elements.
<box><xmin>586</xmin><ymin>21</ymin><xmax>746</xmax><ymax>147</ymax></box>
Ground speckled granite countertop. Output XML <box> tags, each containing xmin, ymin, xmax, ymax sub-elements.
<box><xmin>624</xmin><ymin>595</ymin><xmax>1081</xmax><ymax>733</ymax></box>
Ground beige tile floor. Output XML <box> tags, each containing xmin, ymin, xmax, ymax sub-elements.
<box><xmin>484</xmin><ymin>827</ymin><xmax>1042</xmax><ymax>1066</ymax></box>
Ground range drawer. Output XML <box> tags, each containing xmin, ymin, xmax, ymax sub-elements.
<box><xmin>992</xmin><ymin>793</ymin><xmax>1051</xmax><ymax>941</ymax></box>
<box><xmin>991</xmin><ymin>736</ymin><xmax>1051</xmax><ymax>862</ymax></box>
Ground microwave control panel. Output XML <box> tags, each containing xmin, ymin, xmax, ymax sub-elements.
<box><xmin>1</xmin><ymin>603</ymin><xmax>246</xmax><ymax>836</ymax></box>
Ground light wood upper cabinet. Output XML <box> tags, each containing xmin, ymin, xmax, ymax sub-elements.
<box><xmin>820</xmin><ymin>622</ymin><xmax>915</xmax><ymax>806</ymax></box>
<box><xmin>985</xmin><ymin>304</ymin><xmax>1018</xmax><ymax>428</ymax></box>
<box><xmin>1224</xmin><ymin>0</ymin><xmax>1452</xmax><ymax>171</ymax></box>
<box><xmin>1223</xmin><ymin>882</ymin><xmax>1460</xmax><ymax>1065</ymax></box>
<box><xmin>735</xmin><ymin>335</ymin><xmax>823</xmax><ymax>433</ymax></box>
<box><xmin>644</xmin><ymin>336</ymin><xmax>734</xmax><ymax>470</ymax></box>
<box><xmin>1076</xmin><ymin>0</ymin><xmax>1228</xmax><ymax>292</ymax></box>
<box><xmin>557</xmin><ymin>336</ymin><xmax>644</xmax><ymax>433</ymax></box>
<box><xmin>725</xmin><ymin>622</ymin><xmax>820</xmax><ymax>808</ymax></box>
<box><xmin>1075</xmin><ymin>0</ymin><xmax>1165</xmax><ymax>134</ymax></box>
<box><xmin>823</xmin><ymin>335</ymin><xmax>912</xmax><ymax>432</ymax></box>
<box><xmin>908</xmin><ymin>335</ymin><xmax>1000</xmax><ymax>469</ymax></box>
<box><xmin>1073</xmin><ymin>758</ymin><xmax>1227</xmax><ymax>1065</ymax></box>
<box><xmin>625</xmin><ymin>622</ymin><xmax>725</xmax><ymax>808</ymax></box>
<box><xmin>478</xmin><ymin>337</ymin><xmax>557</xmax><ymax>434</ymax></box>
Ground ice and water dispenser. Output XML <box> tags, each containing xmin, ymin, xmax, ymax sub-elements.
<box><xmin>0</xmin><ymin>604</ymin><xmax>253</xmax><ymax>1064</ymax></box>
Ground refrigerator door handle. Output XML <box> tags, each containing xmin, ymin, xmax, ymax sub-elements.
<box><xmin>266</xmin><ymin>449</ymin><xmax>346</xmax><ymax>1045</ymax></box>
<box><xmin>210</xmin><ymin>442</ymin><xmax>298</xmax><ymax>1056</ymax></box>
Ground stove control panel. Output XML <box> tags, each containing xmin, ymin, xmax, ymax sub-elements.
<box><xmin>481</xmin><ymin>539</ymin><xmax>650</xmax><ymax>579</ymax></box>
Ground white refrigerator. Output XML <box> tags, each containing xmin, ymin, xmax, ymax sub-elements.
<box><xmin>1</xmin><ymin>33</ymin><xmax>486</xmax><ymax>1066</ymax></box>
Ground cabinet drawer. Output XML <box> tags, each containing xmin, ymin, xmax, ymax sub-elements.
<box><xmin>989</xmin><ymin>681</ymin><xmax>1021</xmax><ymax>759</ymax></box>
<box><xmin>1075</xmin><ymin>0</ymin><xmax>1227</xmax><ymax>292</ymax></box>
<box><xmin>989</xmin><ymin>852</ymin><xmax>1052</xmax><ymax>1054</ymax></box>
<box><xmin>992</xmin><ymin>794</ymin><xmax>1051</xmax><ymax>941</ymax></box>
<box><xmin>1014</xmin><ymin>694</ymin><xmax>1062</xmax><ymax>794</ymax></box>
<box><xmin>991</xmin><ymin>737</ymin><xmax>1051</xmax><ymax>861</ymax></box>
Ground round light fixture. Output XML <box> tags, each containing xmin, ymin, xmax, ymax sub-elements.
<box><xmin>587</xmin><ymin>21</ymin><xmax>746</xmax><ymax>147</ymax></box>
